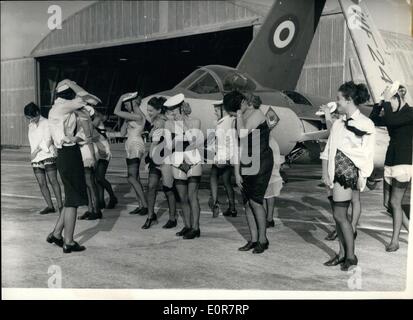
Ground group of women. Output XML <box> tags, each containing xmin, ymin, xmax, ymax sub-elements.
<box><xmin>24</xmin><ymin>79</ymin><xmax>411</xmax><ymax>270</ymax></box>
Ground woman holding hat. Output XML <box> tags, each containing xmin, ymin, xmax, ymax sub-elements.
<box><xmin>142</xmin><ymin>96</ymin><xmax>178</xmax><ymax>229</ymax></box>
<box><xmin>75</xmin><ymin>105</ymin><xmax>102</xmax><ymax>221</ymax></box>
<box><xmin>114</xmin><ymin>92</ymin><xmax>148</xmax><ymax>216</ymax></box>
<box><xmin>317</xmin><ymin>103</ymin><xmax>362</xmax><ymax>242</ymax></box>
<box><xmin>370</xmin><ymin>83</ymin><xmax>411</xmax><ymax>252</ymax></box>
<box><xmin>321</xmin><ymin>81</ymin><xmax>375</xmax><ymax>270</ymax></box>
<box><xmin>47</xmin><ymin>80</ymin><xmax>88</xmax><ymax>253</ymax></box>
<box><xmin>164</xmin><ymin>93</ymin><xmax>203</xmax><ymax>239</ymax></box>
<box><xmin>209</xmin><ymin>100</ymin><xmax>237</xmax><ymax>218</ymax></box>
<box><xmin>224</xmin><ymin>90</ymin><xmax>274</xmax><ymax>254</ymax></box>
<box><xmin>24</xmin><ymin>102</ymin><xmax>63</xmax><ymax>215</ymax></box>
<box><xmin>91</xmin><ymin>110</ymin><xmax>118</xmax><ymax>210</ymax></box>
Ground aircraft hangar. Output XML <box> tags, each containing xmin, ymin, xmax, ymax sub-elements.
<box><xmin>1</xmin><ymin>0</ymin><xmax>412</xmax><ymax>146</ymax></box>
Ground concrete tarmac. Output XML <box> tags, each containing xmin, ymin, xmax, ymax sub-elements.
<box><xmin>1</xmin><ymin>146</ymin><xmax>410</xmax><ymax>291</ymax></box>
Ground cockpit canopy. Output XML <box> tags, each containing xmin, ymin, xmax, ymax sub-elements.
<box><xmin>175</xmin><ymin>65</ymin><xmax>261</xmax><ymax>94</ymax></box>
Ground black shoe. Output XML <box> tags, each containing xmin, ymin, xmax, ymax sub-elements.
<box><xmin>212</xmin><ymin>204</ymin><xmax>220</xmax><ymax>218</ymax></box>
<box><xmin>176</xmin><ymin>226</ymin><xmax>191</xmax><ymax>236</ymax></box>
<box><xmin>142</xmin><ymin>215</ymin><xmax>158</xmax><ymax>229</ymax></box>
<box><xmin>340</xmin><ymin>256</ymin><xmax>358</xmax><ymax>271</ymax></box>
<box><xmin>129</xmin><ymin>206</ymin><xmax>142</xmax><ymax>214</ymax></box>
<box><xmin>106</xmin><ymin>197</ymin><xmax>118</xmax><ymax>209</ymax></box>
<box><xmin>63</xmin><ymin>241</ymin><xmax>86</xmax><ymax>254</ymax></box>
<box><xmin>162</xmin><ymin>219</ymin><xmax>177</xmax><ymax>229</ymax></box>
<box><xmin>86</xmin><ymin>211</ymin><xmax>102</xmax><ymax>220</ymax></box>
<box><xmin>46</xmin><ymin>233</ymin><xmax>63</xmax><ymax>247</ymax></box>
<box><xmin>325</xmin><ymin>229</ymin><xmax>338</xmax><ymax>241</ymax></box>
<box><xmin>138</xmin><ymin>207</ymin><xmax>149</xmax><ymax>216</ymax></box>
<box><xmin>324</xmin><ymin>255</ymin><xmax>346</xmax><ymax>266</ymax></box>
<box><xmin>238</xmin><ymin>241</ymin><xmax>257</xmax><ymax>251</ymax></box>
<box><xmin>252</xmin><ymin>242</ymin><xmax>267</xmax><ymax>254</ymax></box>
<box><xmin>266</xmin><ymin>220</ymin><xmax>275</xmax><ymax>228</ymax></box>
<box><xmin>39</xmin><ymin>207</ymin><xmax>55</xmax><ymax>215</ymax></box>
<box><xmin>78</xmin><ymin>211</ymin><xmax>92</xmax><ymax>220</ymax></box>
<box><xmin>183</xmin><ymin>228</ymin><xmax>200</xmax><ymax>239</ymax></box>
<box><xmin>223</xmin><ymin>208</ymin><xmax>237</xmax><ymax>217</ymax></box>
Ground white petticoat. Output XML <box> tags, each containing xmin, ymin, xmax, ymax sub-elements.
<box><xmin>384</xmin><ymin>165</ymin><xmax>412</xmax><ymax>184</ymax></box>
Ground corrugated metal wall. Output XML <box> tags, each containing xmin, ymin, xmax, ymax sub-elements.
<box><xmin>296</xmin><ymin>14</ymin><xmax>347</xmax><ymax>99</ymax></box>
<box><xmin>32</xmin><ymin>0</ymin><xmax>260</xmax><ymax>57</ymax></box>
<box><xmin>1</xmin><ymin>58</ymin><xmax>37</xmax><ymax>146</ymax></box>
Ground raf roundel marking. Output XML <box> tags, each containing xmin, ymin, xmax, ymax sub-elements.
<box><xmin>269</xmin><ymin>15</ymin><xmax>299</xmax><ymax>54</ymax></box>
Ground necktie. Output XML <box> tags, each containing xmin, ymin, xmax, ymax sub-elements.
<box><xmin>344</xmin><ymin>118</ymin><xmax>368</xmax><ymax>137</ymax></box>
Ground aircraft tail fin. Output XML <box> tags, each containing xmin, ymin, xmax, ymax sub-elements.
<box><xmin>237</xmin><ymin>0</ymin><xmax>326</xmax><ymax>91</ymax></box>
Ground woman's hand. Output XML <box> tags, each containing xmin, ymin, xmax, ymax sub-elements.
<box><xmin>235</xmin><ymin>172</ymin><xmax>243</xmax><ymax>191</ymax></box>
<box><xmin>322</xmin><ymin>173</ymin><xmax>331</xmax><ymax>188</ymax></box>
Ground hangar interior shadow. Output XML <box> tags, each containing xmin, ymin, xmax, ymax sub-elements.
<box><xmin>37</xmin><ymin>27</ymin><xmax>253</xmax><ymax>124</ymax></box>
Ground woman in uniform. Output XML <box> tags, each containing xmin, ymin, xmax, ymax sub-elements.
<box><xmin>47</xmin><ymin>79</ymin><xmax>89</xmax><ymax>253</ymax></box>
<box><xmin>369</xmin><ymin>83</ymin><xmax>411</xmax><ymax>252</ymax></box>
<box><xmin>164</xmin><ymin>94</ymin><xmax>203</xmax><ymax>239</ymax></box>
<box><xmin>114</xmin><ymin>93</ymin><xmax>148</xmax><ymax>216</ymax></box>
<box><xmin>24</xmin><ymin>102</ymin><xmax>63</xmax><ymax>214</ymax></box>
<box><xmin>142</xmin><ymin>96</ymin><xmax>178</xmax><ymax>229</ymax></box>
<box><xmin>321</xmin><ymin>81</ymin><xmax>375</xmax><ymax>270</ymax></box>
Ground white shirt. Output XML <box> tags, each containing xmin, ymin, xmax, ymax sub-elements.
<box><xmin>320</xmin><ymin>109</ymin><xmax>376</xmax><ymax>191</ymax></box>
<box><xmin>214</xmin><ymin>115</ymin><xmax>237</xmax><ymax>164</ymax></box>
<box><xmin>28</xmin><ymin>116</ymin><xmax>56</xmax><ymax>163</ymax></box>
<box><xmin>48</xmin><ymin>97</ymin><xmax>84</xmax><ymax>149</ymax></box>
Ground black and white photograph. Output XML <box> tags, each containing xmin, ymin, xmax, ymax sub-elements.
<box><xmin>1</xmin><ymin>0</ymin><xmax>413</xmax><ymax>301</ymax></box>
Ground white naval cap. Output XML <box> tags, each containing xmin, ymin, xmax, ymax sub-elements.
<box><xmin>56</xmin><ymin>79</ymin><xmax>102</xmax><ymax>104</ymax></box>
<box><xmin>315</xmin><ymin>101</ymin><xmax>337</xmax><ymax>116</ymax></box>
<box><xmin>122</xmin><ymin>92</ymin><xmax>138</xmax><ymax>102</ymax></box>
<box><xmin>164</xmin><ymin>93</ymin><xmax>185</xmax><ymax>109</ymax></box>
<box><xmin>213</xmin><ymin>99</ymin><xmax>224</xmax><ymax>106</ymax></box>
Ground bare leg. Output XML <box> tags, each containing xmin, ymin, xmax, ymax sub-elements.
<box><xmin>388</xmin><ymin>183</ymin><xmax>410</xmax><ymax>250</ymax></box>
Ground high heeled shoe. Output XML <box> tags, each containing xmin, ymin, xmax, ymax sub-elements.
<box><xmin>162</xmin><ymin>219</ymin><xmax>177</xmax><ymax>229</ymax></box>
<box><xmin>325</xmin><ymin>229</ymin><xmax>338</xmax><ymax>241</ymax></box>
<box><xmin>212</xmin><ymin>204</ymin><xmax>220</xmax><ymax>218</ymax></box>
<box><xmin>238</xmin><ymin>241</ymin><xmax>257</xmax><ymax>251</ymax></box>
<box><xmin>86</xmin><ymin>210</ymin><xmax>102</xmax><ymax>220</ymax></box>
<box><xmin>386</xmin><ymin>243</ymin><xmax>399</xmax><ymax>252</ymax></box>
<box><xmin>252</xmin><ymin>241</ymin><xmax>267</xmax><ymax>254</ymax></box>
<box><xmin>223</xmin><ymin>208</ymin><xmax>237</xmax><ymax>217</ymax></box>
<box><xmin>78</xmin><ymin>211</ymin><xmax>92</xmax><ymax>220</ymax></box>
<box><xmin>142</xmin><ymin>214</ymin><xmax>158</xmax><ymax>229</ymax></box>
<box><xmin>176</xmin><ymin>226</ymin><xmax>191</xmax><ymax>236</ymax></box>
<box><xmin>39</xmin><ymin>207</ymin><xmax>56</xmax><ymax>215</ymax></box>
<box><xmin>183</xmin><ymin>229</ymin><xmax>200</xmax><ymax>239</ymax></box>
<box><xmin>138</xmin><ymin>207</ymin><xmax>149</xmax><ymax>216</ymax></box>
<box><xmin>129</xmin><ymin>206</ymin><xmax>142</xmax><ymax>214</ymax></box>
<box><xmin>106</xmin><ymin>197</ymin><xmax>118</xmax><ymax>209</ymax></box>
<box><xmin>63</xmin><ymin>241</ymin><xmax>86</xmax><ymax>254</ymax></box>
<box><xmin>340</xmin><ymin>256</ymin><xmax>358</xmax><ymax>271</ymax></box>
<box><xmin>266</xmin><ymin>220</ymin><xmax>275</xmax><ymax>228</ymax></box>
<box><xmin>46</xmin><ymin>233</ymin><xmax>63</xmax><ymax>247</ymax></box>
<box><xmin>324</xmin><ymin>255</ymin><xmax>346</xmax><ymax>266</ymax></box>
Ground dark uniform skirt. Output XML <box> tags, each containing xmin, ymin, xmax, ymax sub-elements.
<box><xmin>334</xmin><ymin>149</ymin><xmax>359</xmax><ymax>190</ymax></box>
<box><xmin>56</xmin><ymin>144</ymin><xmax>88</xmax><ymax>208</ymax></box>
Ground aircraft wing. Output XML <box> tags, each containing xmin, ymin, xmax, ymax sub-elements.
<box><xmin>237</xmin><ymin>0</ymin><xmax>326</xmax><ymax>91</ymax></box>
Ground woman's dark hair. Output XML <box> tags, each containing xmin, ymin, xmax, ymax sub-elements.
<box><xmin>247</xmin><ymin>93</ymin><xmax>262</xmax><ymax>109</ymax></box>
<box><xmin>148</xmin><ymin>96</ymin><xmax>167</xmax><ymax>113</ymax></box>
<box><xmin>24</xmin><ymin>102</ymin><xmax>40</xmax><ymax>117</ymax></box>
<box><xmin>55</xmin><ymin>87</ymin><xmax>77</xmax><ymax>101</ymax></box>
<box><xmin>223</xmin><ymin>90</ymin><xmax>246</xmax><ymax>113</ymax></box>
<box><xmin>338</xmin><ymin>81</ymin><xmax>370</xmax><ymax>105</ymax></box>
